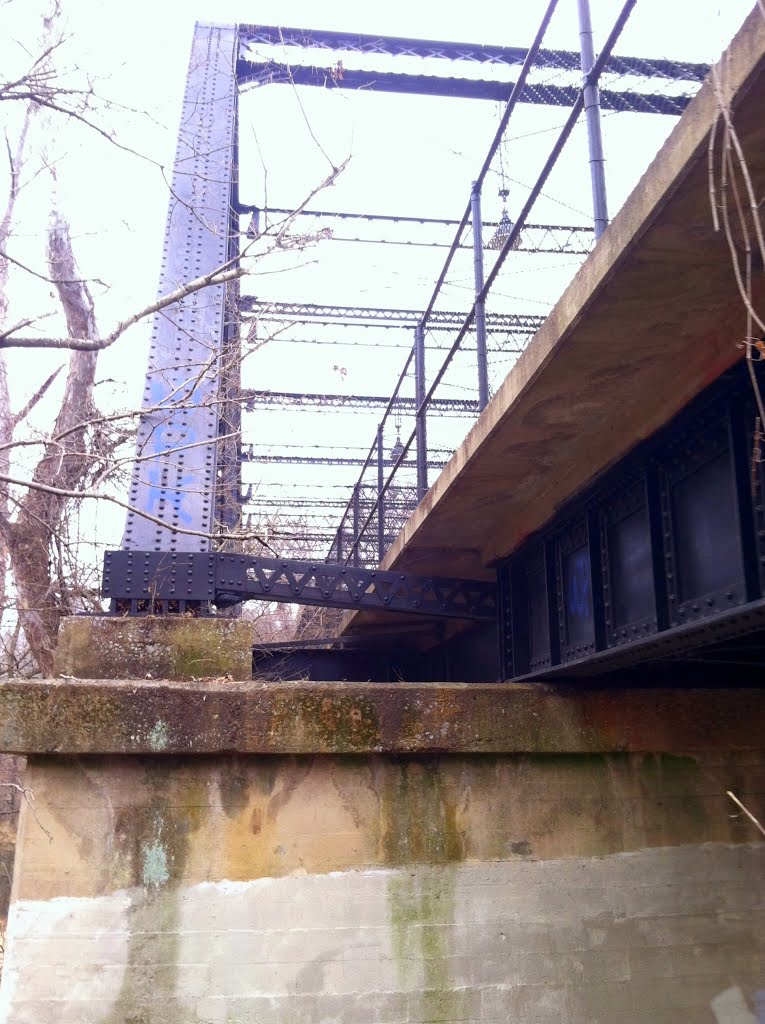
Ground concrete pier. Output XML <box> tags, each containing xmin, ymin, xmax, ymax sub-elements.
<box><xmin>0</xmin><ymin>671</ymin><xmax>763</xmax><ymax>1022</ymax></box>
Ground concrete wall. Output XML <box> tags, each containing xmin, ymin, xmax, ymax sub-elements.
<box><xmin>0</xmin><ymin>754</ymin><xmax>23</xmax><ymax>977</ymax></box>
<box><xmin>1</xmin><ymin>750</ymin><xmax>763</xmax><ymax>1023</ymax></box>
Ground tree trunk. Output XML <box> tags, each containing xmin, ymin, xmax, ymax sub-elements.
<box><xmin>0</xmin><ymin>106</ymin><xmax>34</xmax><ymax>637</ymax></box>
<box><xmin>7</xmin><ymin>212</ymin><xmax>99</xmax><ymax>673</ymax></box>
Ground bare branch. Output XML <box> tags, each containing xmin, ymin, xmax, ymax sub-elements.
<box><xmin>727</xmin><ymin>790</ymin><xmax>765</xmax><ymax>837</ymax></box>
<box><xmin>0</xmin><ymin>246</ymin><xmax>107</xmax><ymax>287</ymax></box>
<box><xmin>11</xmin><ymin>364</ymin><xmax>64</xmax><ymax>426</ymax></box>
<box><xmin>0</xmin><ymin>265</ymin><xmax>246</xmax><ymax>350</ymax></box>
<box><xmin>0</xmin><ymin>783</ymin><xmax>52</xmax><ymax>841</ymax></box>
<box><xmin>0</xmin><ymin>471</ymin><xmax>273</xmax><ymax>549</ymax></box>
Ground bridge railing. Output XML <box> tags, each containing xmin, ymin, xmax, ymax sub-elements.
<box><xmin>325</xmin><ymin>0</ymin><xmax>713</xmax><ymax>571</ymax></box>
<box><xmin>326</xmin><ymin>0</ymin><xmax>635</xmax><ymax>569</ymax></box>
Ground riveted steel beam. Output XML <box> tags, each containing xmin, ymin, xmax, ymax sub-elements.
<box><xmin>121</xmin><ymin>25</ymin><xmax>239</xmax><ymax>553</ymax></box>
<box><xmin>103</xmin><ymin>551</ymin><xmax>497</xmax><ymax>621</ymax></box>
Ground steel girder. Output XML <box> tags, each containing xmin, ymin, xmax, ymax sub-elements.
<box><xmin>103</xmin><ymin>551</ymin><xmax>497</xmax><ymax>622</ymax></box>
<box><xmin>238</xmin><ymin>25</ymin><xmax>709</xmax><ymax>83</ymax></box>
<box><xmin>235</xmin><ymin>207</ymin><xmax>595</xmax><ymax>256</ymax></box>
<box><xmin>237</xmin><ymin>60</ymin><xmax>695</xmax><ymax>115</ymax></box>
<box><xmin>240</xmin><ymin>390</ymin><xmax>478</xmax><ymax>415</ymax></box>
<box><xmin>498</xmin><ymin>361</ymin><xmax>765</xmax><ymax>680</ymax></box>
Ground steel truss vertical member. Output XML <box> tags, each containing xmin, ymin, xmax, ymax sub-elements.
<box><xmin>377</xmin><ymin>424</ymin><xmax>385</xmax><ymax>562</ymax></box>
<box><xmin>336</xmin><ymin>518</ymin><xmax>344</xmax><ymax>563</ymax></box>
<box><xmin>471</xmin><ymin>181</ymin><xmax>489</xmax><ymax>411</ymax></box>
<box><xmin>577</xmin><ymin>0</ymin><xmax>609</xmax><ymax>239</ymax></box>
<box><xmin>120</xmin><ymin>24</ymin><xmax>238</xmax><ymax>554</ymax></box>
<box><xmin>351</xmin><ymin>485</ymin><xmax>361</xmax><ymax>568</ymax></box>
<box><xmin>414</xmin><ymin>324</ymin><xmax>428</xmax><ymax>499</ymax></box>
<box><xmin>216</xmin><ymin>77</ymin><xmax>244</xmax><ymax>552</ymax></box>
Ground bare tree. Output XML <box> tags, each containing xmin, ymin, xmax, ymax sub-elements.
<box><xmin>1</xmin><ymin>212</ymin><xmax>101</xmax><ymax>672</ymax></box>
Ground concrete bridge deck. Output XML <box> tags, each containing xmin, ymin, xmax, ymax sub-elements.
<box><xmin>345</xmin><ymin>7</ymin><xmax>765</xmax><ymax>638</ymax></box>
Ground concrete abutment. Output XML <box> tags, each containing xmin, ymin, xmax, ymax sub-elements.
<box><xmin>0</xmin><ymin>617</ymin><xmax>763</xmax><ymax>1021</ymax></box>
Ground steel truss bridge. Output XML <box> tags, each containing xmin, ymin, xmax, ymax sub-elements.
<box><xmin>103</xmin><ymin>6</ymin><xmax>763</xmax><ymax>683</ymax></box>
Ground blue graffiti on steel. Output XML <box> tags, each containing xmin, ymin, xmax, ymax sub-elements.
<box><xmin>567</xmin><ymin>549</ymin><xmax>591</xmax><ymax>619</ymax></box>
<box><xmin>138</xmin><ymin>373</ymin><xmax>210</xmax><ymax>526</ymax></box>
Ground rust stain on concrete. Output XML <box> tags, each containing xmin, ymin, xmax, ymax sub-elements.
<box><xmin>12</xmin><ymin>749</ymin><xmax>764</xmax><ymax>903</ymax></box>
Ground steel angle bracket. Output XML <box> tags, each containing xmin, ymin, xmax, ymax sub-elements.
<box><xmin>103</xmin><ymin>551</ymin><xmax>497</xmax><ymax>621</ymax></box>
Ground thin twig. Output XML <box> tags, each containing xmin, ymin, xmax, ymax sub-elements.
<box><xmin>12</xmin><ymin>365</ymin><xmax>64</xmax><ymax>426</ymax></box>
<box><xmin>0</xmin><ymin>470</ymin><xmax>274</xmax><ymax>549</ymax></box>
<box><xmin>0</xmin><ymin>265</ymin><xmax>245</xmax><ymax>350</ymax></box>
<box><xmin>727</xmin><ymin>790</ymin><xmax>765</xmax><ymax>837</ymax></box>
<box><xmin>0</xmin><ymin>782</ymin><xmax>52</xmax><ymax>842</ymax></box>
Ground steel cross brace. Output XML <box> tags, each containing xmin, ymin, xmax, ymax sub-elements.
<box><xmin>237</xmin><ymin>60</ymin><xmax>695</xmax><ymax>115</ymax></box>
<box><xmin>238</xmin><ymin>25</ymin><xmax>709</xmax><ymax>84</ymax></box>
<box><xmin>238</xmin><ymin>297</ymin><xmax>545</xmax><ymax>331</ymax></box>
<box><xmin>103</xmin><ymin>551</ymin><xmax>497</xmax><ymax>621</ymax></box>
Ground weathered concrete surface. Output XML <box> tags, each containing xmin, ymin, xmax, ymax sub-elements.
<box><xmin>344</xmin><ymin>8</ymin><xmax>765</xmax><ymax>639</ymax></box>
<box><xmin>0</xmin><ymin>755</ymin><xmax>23</xmax><ymax>976</ymax></box>
<box><xmin>0</xmin><ymin>753</ymin><xmax>763</xmax><ymax>1022</ymax></box>
<box><xmin>1</xmin><ymin>678</ymin><xmax>765</xmax><ymax>754</ymax></box>
<box><xmin>54</xmin><ymin>615</ymin><xmax>253</xmax><ymax>681</ymax></box>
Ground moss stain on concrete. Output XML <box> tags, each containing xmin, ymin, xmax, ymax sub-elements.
<box><xmin>638</xmin><ymin>752</ymin><xmax>708</xmax><ymax>839</ymax></box>
<box><xmin>388</xmin><ymin>866</ymin><xmax>467</xmax><ymax>1023</ymax></box>
<box><xmin>102</xmin><ymin>765</ymin><xmax>209</xmax><ymax>1024</ymax></box>
<box><xmin>380</xmin><ymin>758</ymin><xmax>464</xmax><ymax>865</ymax></box>
<box><xmin>273</xmin><ymin>692</ymin><xmax>381</xmax><ymax>752</ymax></box>
<box><xmin>168</xmin><ymin>619</ymin><xmax>234</xmax><ymax>679</ymax></box>
<box><xmin>55</xmin><ymin>615</ymin><xmax>252</xmax><ymax>681</ymax></box>
<box><xmin>217</xmin><ymin>756</ymin><xmax>251</xmax><ymax>819</ymax></box>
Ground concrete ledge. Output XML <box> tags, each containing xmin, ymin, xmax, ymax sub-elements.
<box><xmin>0</xmin><ymin>678</ymin><xmax>763</xmax><ymax>755</ymax></box>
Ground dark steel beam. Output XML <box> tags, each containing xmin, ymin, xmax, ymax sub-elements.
<box><xmin>103</xmin><ymin>551</ymin><xmax>497</xmax><ymax>621</ymax></box>
<box><xmin>238</xmin><ymin>25</ymin><xmax>709</xmax><ymax>82</ymax></box>
<box><xmin>499</xmin><ymin>361</ymin><xmax>765</xmax><ymax>680</ymax></box>
<box><xmin>237</xmin><ymin>60</ymin><xmax>694</xmax><ymax>115</ymax></box>
<box><xmin>515</xmin><ymin>597</ymin><xmax>765</xmax><ymax>680</ymax></box>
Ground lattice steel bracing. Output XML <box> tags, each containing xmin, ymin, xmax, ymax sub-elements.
<box><xmin>238</xmin><ymin>25</ymin><xmax>709</xmax><ymax>83</ymax></box>
<box><xmin>235</xmin><ymin>208</ymin><xmax>595</xmax><ymax>255</ymax></box>
<box><xmin>121</xmin><ymin>25</ymin><xmax>239</xmax><ymax>553</ymax></box>
<box><xmin>240</xmin><ymin>390</ymin><xmax>479</xmax><ymax>415</ymax></box>
<box><xmin>238</xmin><ymin>61</ymin><xmax>694</xmax><ymax>115</ymax></box>
<box><xmin>238</xmin><ymin>299</ymin><xmax>545</xmax><ymax>332</ymax></box>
